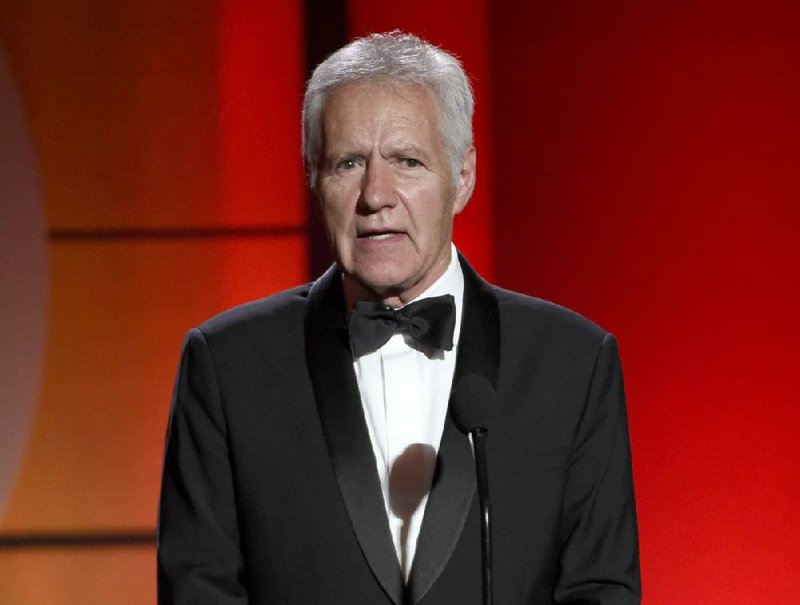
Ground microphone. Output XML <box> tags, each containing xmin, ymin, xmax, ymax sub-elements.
<box><xmin>451</xmin><ymin>375</ymin><xmax>496</xmax><ymax>605</ymax></box>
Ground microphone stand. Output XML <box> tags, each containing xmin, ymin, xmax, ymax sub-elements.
<box><xmin>471</xmin><ymin>427</ymin><xmax>492</xmax><ymax>605</ymax></box>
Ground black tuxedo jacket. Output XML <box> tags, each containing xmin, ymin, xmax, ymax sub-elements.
<box><xmin>157</xmin><ymin>257</ymin><xmax>640</xmax><ymax>604</ymax></box>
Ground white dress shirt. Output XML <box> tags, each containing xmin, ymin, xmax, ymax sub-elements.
<box><xmin>352</xmin><ymin>245</ymin><xmax>464</xmax><ymax>579</ymax></box>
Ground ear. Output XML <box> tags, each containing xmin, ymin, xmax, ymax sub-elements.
<box><xmin>453</xmin><ymin>145</ymin><xmax>476</xmax><ymax>215</ymax></box>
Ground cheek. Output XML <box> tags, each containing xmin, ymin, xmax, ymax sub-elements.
<box><xmin>318</xmin><ymin>192</ymin><xmax>352</xmax><ymax>232</ymax></box>
<box><xmin>405</xmin><ymin>182</ymin><xmax>451</xmax><ymax>219</ymax></box>
<box><xmin>323</xmin><ymin>212</ymin><xmax>347</xmax><ymax>244</ymax></box>
<box><xmin>426</xmin><ymin>192</ymin><xmax>456</xmax><ymax>228</ymax></box>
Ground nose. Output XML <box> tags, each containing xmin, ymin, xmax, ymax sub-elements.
<box><xmin>358</xmin><ymin>158</ymin><xmax>396</xmax><ymax>213</ymax></box>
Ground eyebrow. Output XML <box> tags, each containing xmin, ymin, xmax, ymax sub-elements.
<box><xmin>392</xmin><ymin>144</ymin><xmax>423</xmax><ymax>156</ymax></box>
<box><xmin>384</xmin><ymin>143</ymin><xmax>431</xmax><ymax>161</ymax></box>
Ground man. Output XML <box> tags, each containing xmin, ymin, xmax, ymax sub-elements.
<box><xmin>158</xmin><ymin>32</ymin><xmax>640</xmax><ymax>604</ymax></box>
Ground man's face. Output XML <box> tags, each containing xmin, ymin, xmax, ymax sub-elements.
<box><xmin>316</xmin><ymin>82</ymin><xmax>475</xmax><ymax>307</ymax></box>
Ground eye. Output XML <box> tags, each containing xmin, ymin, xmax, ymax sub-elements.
<box><xmin>335</xmin><ymin>157</ymin><xmax>361</xmax><ymax>172</ymax></box>
<box><xmin>400</xmin><ymin>157</ymin><xmax>421</xmax><ymax>168</ymax></box>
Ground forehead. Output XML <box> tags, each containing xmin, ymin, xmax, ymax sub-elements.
<box><xmin>322</xmin><ymin>81</ymin><xmax>441</xmax><ymax>140</ymax></box>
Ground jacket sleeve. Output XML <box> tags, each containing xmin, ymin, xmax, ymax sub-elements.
<box><xmin>553</xmin><ymin>333</ymin><xmax>641</xmax><ymax>604</ymax></box>
<box><xmin>157</xmin><ymin>328</ymin><xmax>248</xmax><ymax>604</ymax></box>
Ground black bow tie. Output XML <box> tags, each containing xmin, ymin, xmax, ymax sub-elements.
<box><xmin>348</xmin><ymin>294</ymin><xmax>456</xmax><ymax>358</ymax></box>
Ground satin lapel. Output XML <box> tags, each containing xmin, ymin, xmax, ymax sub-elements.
<box><xmin>305</xmin><ymin>266</ymin><xmax>404</xmax><ymax>605</ymax></box>
<box><xmin>407</xmin><ymin>255</ymin><xmax>501</xmax><ymax>604</ymax></box>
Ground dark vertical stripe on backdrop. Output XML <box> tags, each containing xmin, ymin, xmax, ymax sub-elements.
<box><xmin>304</xmin><ymin>0</ymin><xmax>349</xmax><ymax>280</ymax></box>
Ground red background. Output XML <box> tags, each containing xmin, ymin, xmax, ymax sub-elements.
<box><xmin>487</xmin><ymin>4</ymin><xmax>800</xmax><ymax>602</ymax></box>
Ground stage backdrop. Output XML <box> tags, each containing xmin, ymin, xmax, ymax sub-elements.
<box><xmin>1</xmin><ymin>2</ymin><xmax>798</xmax><ymax>603</ymax></box>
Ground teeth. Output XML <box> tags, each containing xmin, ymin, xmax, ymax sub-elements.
<box><xmin>365</xmin><ymin>233</ymin><xmax>393</xmax><ymax>240</ymax></box>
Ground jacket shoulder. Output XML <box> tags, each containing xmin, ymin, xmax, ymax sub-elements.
<box><xmin>492</xmin><ymin>286</ymin><xmax>610</xmax><ymax>347</ymax></box>
<box><xmin>194</xmin><ymin>283</ymin><xmax>312</xmax><ymax>346</ymax></box>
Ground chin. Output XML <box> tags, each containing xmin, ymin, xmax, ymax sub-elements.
<box><xmin>352</xmin><ymin>267</ymin><xmax>416</xmax><ymax>298</ymax></box>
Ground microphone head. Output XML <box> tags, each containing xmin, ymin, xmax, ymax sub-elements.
<box><xmin>450</xmin><ymin>374</ymin><xmax>496</xmax><ymax>434</ymax></box>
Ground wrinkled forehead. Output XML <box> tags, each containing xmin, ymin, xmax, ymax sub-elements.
<box><xmin>326</xmin><ymin>78</ymin><xmax>438</xmax><ymax>114</ymax></box>
<box><xmin>321</xmin><ymin>79</ymin><xmax>442</xmax><ymax>139</ymax></box>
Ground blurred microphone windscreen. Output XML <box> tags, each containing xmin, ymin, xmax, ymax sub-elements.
<box><xmin>450</xmin><ymin>374</ymin><xmax>496</xmax><ymax>434</ymax></box>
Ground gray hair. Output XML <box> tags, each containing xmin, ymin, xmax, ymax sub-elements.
<box><xmin>302</xmin><ymin>31</ymin><xmax>474</xmax><ymax>189</ymax></box>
